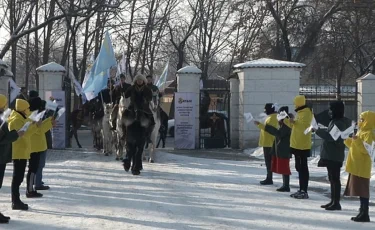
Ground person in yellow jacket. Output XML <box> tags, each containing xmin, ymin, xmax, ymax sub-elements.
<box><xmin>8</xmin><ymin>99</ymin><xmax>39</xmax><ymax>210</ymax></box>
<box><xmin>284</xmin><ymin>95</ymin><xmax>313</xmax><ymax>199</ymax></box>
<box><xmin>254</xmin><ymin>103</ymin><xmax>278</xmax><ymax>185</ymax></box>
<box><xmin>26</xmin><ymin>97</ymin><xmax>54</xmax><ymax>198</ymax></box>
<box><xmin>344</xmin><ymin>111</ymin><xmax>375</xmax><ymax>222</ymax></box>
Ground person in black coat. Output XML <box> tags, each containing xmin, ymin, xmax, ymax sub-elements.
<box><xmin>0</xmin><ymin>94</ymin><xmax>23</xmax><ymax>223</ymax></box>
<box><xmin>314</xmin><ymin>101</ymin><xmax>352</xmax><ymax>211</ymax></box>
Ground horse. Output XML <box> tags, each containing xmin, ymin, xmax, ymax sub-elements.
<box><xmin>156</xmin><ymin>108</ymin><xmax>169</xmax><ymax>148</ymax></box>
<box><xmin>144</xmin><ymin>92</ymin><xmax>161</xmax><ymax>163</ymax></box>
<box><xmin>91</xmin><ymin>99</ymin><xmax>104</xmax><ymax>150</ymax></box>
<box><xmin>102</xmin><ymin>103</ymin><xmax>114</xmax><ymax>156</ymax></box>
<box><xmin>114</xmin><ymin>94</ymin><xmax>130</xmax><ymax>161</ymax></box>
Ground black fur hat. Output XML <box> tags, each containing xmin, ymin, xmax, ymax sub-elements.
<box><xmin>28</xmin><ymin>90</ymin><xmax>39</xmax><ymax>99</ymax></box>
<box><xmin>329</xmin><ymin>101</ymin><xmax>345</xmax><ymax>119</ymax></box>
<box><xmin>264</xmin><ymin>103</ymin><xmax>276</xmax><ymax>115</ymax></box>
<box><xmin>28</xmin><ymin>97</ymin><xmax>42</xmax><ymax>111</ymax></box>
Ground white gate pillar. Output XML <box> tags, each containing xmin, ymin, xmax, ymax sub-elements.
<box><xmin>176</xmin><ymin>66</ymin><xmax>201</xmax><ymax>149</ymax></box>
<box><xmin>357</xmin><ymin>73</ymin><xmax>375</xmax><ymax>117</ymax></box>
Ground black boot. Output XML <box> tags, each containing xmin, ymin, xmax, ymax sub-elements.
<box><xmin>26</xmin><ymin>191</ymin><xmax>43</xmax><ymax>198</ymax></box>
<box><xmin>321</xmin><ymin>182</ymin><xmax>333</xmax><ymax>208</ymax></box>
<box><xmin>260</xmin><ymin>171</ymin><xmax>273</xmax><ymax>185</ymax></box>
<box><xmin>325</xmin><ymin>182</ymin><xmax>341</xmax><ymax>211</ymax></box>
<box><xmin>352</xmin><ymin>207</ymin><xmax>370</xmax><ymax>222</ymax></box>
<box><xmin>0</xmin><ymin>213</ymin><xmax>10</xmax><ymax>220</ymax></box>
<box><xmin>11</xmin><ymin>196</ymin><xmax>28</xmax><ymax>211</ymax></box>
<box><xmin>0</xmin><ymin>212</ymin><xmax>10</xmax><ymax>223</ymax></box>
<box><xmin>277</xmin><ymin>175</ymin><xmax>290</xmax><ymax>192</ymax></box>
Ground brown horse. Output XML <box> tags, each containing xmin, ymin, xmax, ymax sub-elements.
<box><xmin>70</xmin><ymin>102</ymin><xmax>91</xmax><ymax>148</ymax></box>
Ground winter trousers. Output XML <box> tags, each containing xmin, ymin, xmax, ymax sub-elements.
<box><xmin>35</xmin><ymin>151</ymin><xmax>47</xmax><ymax>187</ymax></box>
<box><xmin>27</xmin><ymin>152</ymin><xmax>41</xmax><ymax>193</ymax></box>
<box><xmin>294</xmin><ymin>153</ymin><xmax>309</xmax><ymax>192</ymax></box>
<box><xmin>0</xmin><ymin>164</ymin><xmax>6</xmax><ymax>189</ymax></box>
<box><xmin>327</xmin><ymin>162</ymin><xmax>342</xmax><ymax>203</ymax></box>
<box><xmin>263</xmin><ymin>147</ymin><xmax>273</xmax><ymax>181</ymax></box>
<box><xmin>11</xmin><ymin>159</ymin><xmax>27</xmax><ymax>198</ymax></box>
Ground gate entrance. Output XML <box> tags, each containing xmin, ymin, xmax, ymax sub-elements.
<box><xmin>199</xmin><ymin>80</ymin><xmax>230</xmax><ymax>149</ymax></box>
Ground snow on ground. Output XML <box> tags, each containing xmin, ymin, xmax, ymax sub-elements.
<box><xmin>0</xmin><ymin>149</ymin><xmax>374</xmax><ymax>229</ymax></box>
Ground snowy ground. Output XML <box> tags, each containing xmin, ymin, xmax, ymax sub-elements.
<box><xmin>0</xmin><ymin>148</ymin><xmax>374</xmax><ymax>230</ymax></box>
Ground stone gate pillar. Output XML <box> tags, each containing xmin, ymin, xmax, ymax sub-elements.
<box><xmin>229</xmin><ymin>76</ymin><xmax>240</xmax><ymax>149</ymax></box>
<box><xmin>36</xmin><ymin>62</ymin><xmax>66</xmax><ymax>100</ymax></box>
<box><xmin>357</xmin><ymin>73</ymin><xmax>375</xmax><ymax>117</ymax></box>
<box><xmin>233</xmin><ymin>58</ymin><xmax>305</xmax><ymax>149</ymax></box>
<box><xmin>0</xmin><ymin>59</ymin><xmax>14</xmax><ymax>100</ymax></box>
<box><xmin>176</xmin><ymin>66</ymin><xmax>201</xmax><ymax>149</ymax></box>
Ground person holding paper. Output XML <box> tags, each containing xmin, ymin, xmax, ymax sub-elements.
<box><xmin>254</xmin><ymin>103</ymin><xmax>278</xmax><ymax>185</ymax></box>
<box><xmin>0</xmin><ymin>95</ymin><xmax>25</xmax><ymax>223</ymax></box>
<box><xmin>343</xmin><ymin>111</ymin><xmax>375</xmax><ymax>222</ymax></box>
<box><xmin>8</xmin><ymin>99</ymin><xmax>39</xmax><ymax>211</ymax></box>
<box><xmin>314</xmin><ymin>101</ymin><xmax>352</xmax><ymax>211</ymax></box>
<box><xmin>262</xmin><ymin>106</ymin><xmax>293</xmax><ymax>192</ymax></box>
<box><xmin>26</xmin><ymin>97</ymin><xmax>54</xmax><ymax>197</ymax></box>
<box><xmin>284</xmin><ymin>95</ymin><xmax>313</xmax><ymax>199</ymax></box>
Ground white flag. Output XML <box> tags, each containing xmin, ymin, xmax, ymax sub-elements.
<box><xmin>120</xmin><ymin>52</ymin><xmax>127</xmax><ymax>73</ymax></box>
<box><xmin>277</xmin><ymin>111</ymin><xmax>288</xmax><ymax>121</ymax></box>
<box><xmin>155</xmin><ymin>60</ymin><xmax>169</xmax><ymax>91</ymax></box>
<box><xmin>82</xmin><ymin>70</ymin><xmax>91</xmax><ymax>89</ymax></box>
<box><xmin>340</xmin><ymin>121</ymin><xmax>356</xmax><ymax>139</ymax></box>
<box><xmin>0</xmin><ymin>108</ymin><xmax>11</xmax><ymax>122</ymax></box>
<box><xmin>304</xmin><ymin>117</ymin><xmax>319</xmax><ymax>135</ymax></box>
<box><xmin>363</xmin><ymin>141</ymin><xmax>375</xmax><ymax>162</ymax></box>
<box><xmin>329</xmin><ymin>125</ymin><xmax>342</xmax><ymax>141</ymax></box>
<box><xmin>46</xmin><ymin>100</ymin><xmax>58</xmax><ymax>111</ymax></box>
<box><xmin>244</xmin><ymin>113</ymin><xmax>254</xmax><ymax>123</ymax></box>
<box><xmin>85</xmin><ymin>91</ymin><xmax>96</xmax><ymax>101</ymax></box>
<box><xmin>8</xmin><ymin>78</ymin><xmax>20</xmax><ymax>103</ymax></box>
<box><xmin>19</xmin><ymin>121</ymin><xmax>32</xmax><ymax>132</ymax></box>
<box><xmin>56</xmin><ymin>107</ymin><xmax>66</xmax><ymax>120</ymax></box>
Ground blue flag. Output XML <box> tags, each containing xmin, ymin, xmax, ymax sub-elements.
<box><xmin>83</xmin><ymin>31</ymin><xmax>116</xmax><ymax>97</ymax></box>
<box><xmin>155</xmin><ymin>60</ymin><xmax>169</xmax><ymax>91</ymax></box>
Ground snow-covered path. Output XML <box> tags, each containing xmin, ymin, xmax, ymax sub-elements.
<box><xmin>0</xmin><ymin>149</ymin><xmax>374</xmax><ymax>230</ymax></box>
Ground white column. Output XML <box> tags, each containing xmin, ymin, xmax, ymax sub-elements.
<box><xmin>0</xmin><ymin>60</ymin><xmax>12</xmax><ymax>98</ymax></box>
<box><xmin>176</xmin><ymin>66</ymin><xmax>201</xmax><ymax>149</ymax></box>
<box><xmin>229</xmin><ymin>77</ymin><xmax>240</xmax><ymax>149</ymax></box>
<box><xmin>357</xmin><ymin>73</ymin><xmax>375</xmax><ymax>117</ymax></box>
<box><xmin>36</xmin><ymin>62</ymin><xmax>66</xmax><ymax>101</ymax></box>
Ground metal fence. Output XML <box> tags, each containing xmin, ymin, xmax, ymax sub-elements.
<box><xmin>300</xmin><ymin>85</ymin><xmax>357</xmax><ymax>121</ymax></box>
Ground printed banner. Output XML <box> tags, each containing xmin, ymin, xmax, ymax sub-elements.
<box><xmin>174</xmin><ymin>92</ymin><xmax>196</xmax><ymax>149</ymax></box>
<box><xmin>45</xmin><ymin>91</ymin><xmax>66</xmax><ymax>149</ymax></box>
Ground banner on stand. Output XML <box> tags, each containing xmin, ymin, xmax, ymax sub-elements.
<box><xmin>45</xmin><ymin>91</ymin><xmax>66</xmax><ymax>149</ymax></box>
<box><xmin>174</xmin><ymin>92</ymin><xmax>196</xmax><ymax>149</ymax></box>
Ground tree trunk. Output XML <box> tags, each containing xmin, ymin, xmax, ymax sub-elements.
<box><xmin>25</xmin><ymin>18</ymin><xmax>31</xmax><ymax>91</ymax></box>
<box><xmin>42</xmin><ymin>0</ymin><xmax>56</xmax><ymax>64</ymax></box>
<box><xmin>34</xmin><ymin>1</ymin><xmax>39</xmax><ymax>90</ymax></box>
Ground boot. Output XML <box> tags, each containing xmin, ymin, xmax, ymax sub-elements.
<box><xmin>260</xmin><ymin>171</ymin><xmax>273</xmax><ymax>185</ymax></box>
<box><xmin>351</xmin><ymin>205</ymin><xmax>363</xmax><ymax>221</ymax></box>
<box><xmin>321</xmin><ymin>182</ymin><xmax>334</xmax><ymax>208</ymax></box>
<box><xmin>277</xmin><ymin>175</ymin><xmax>290</xmax><ymax>192</ymax></box>
<box><xmin>325</xmin><ymin>182</ymin><xmax>341</xmax><ymax>211</ymax></box>
<box><xmin>0</xmin><ymin>213</ymin><xmax>10</xmax><ymax>220</ymax></box>
<box><xmin>0</xmin><ymin>214</ymin><xmax>9</xmax><ymax>224</ymax></box>
<box><xmin>352</xmin><ymin>207</ymin><xmax>370</xmax><ymax>222</ymax></box>
<box><xmin>26</xmin><ymin>191</ymin><xmax>43</xmax><ymax>198</ymax></box>
<box><xmin>12</xmin><ymin>196</ymin><xmax>28</xmax><ymax>211</ymax></box>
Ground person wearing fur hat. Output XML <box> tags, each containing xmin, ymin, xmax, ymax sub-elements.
<box><xmin>111</xmin><ymin>74</ymin><xmax>132</xmax><ymax>130</ymax></box>
<box><xmin>314</xmin><ymin>101</ymin><xmax>352</xmax><ymax>211</ymax></box>
<box><xmin>26</xmin><ymin>97</ymin><xmax>54</xmax><ymax>197</ymax></box>
<box><xmin>8</xmin><ymin>99</ymin><xmax>39</xmax><ymax>210</ymax></box>
<box><xmin>284</xmin><ymin>95</ymin><xmax>313</xmax><ymax>199</ymax></box>
<box><xmin>261</xmin><ymin>106</ymin><xmax>293</xmax><ymax>192</ymax></box>
<box><xmin>0</xmin><ymin>95</ymin><xmax>24</xmax><ymax>223</ymax></box>
<box><xmin>254</xmin><ymin>103</ymin><xmax>279</xmax><ymax>185</ymax></box>
<box><xmin>344</xmin><ymin>111</ymin><xmax>375</xmax><ymax>222</ymax></box>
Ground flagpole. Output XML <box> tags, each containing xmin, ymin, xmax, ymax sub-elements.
<box><xmin>7</xmin><ymin>80</ymin><xmax>10</xmax><ymax>108</ymax></box>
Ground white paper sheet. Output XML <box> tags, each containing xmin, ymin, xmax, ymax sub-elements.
<box><xmin>340</xmin><ymin>121</ymin><xmax>356</xmax><ymax>139</ymax></box>
<box><xmin>277</xmin><ymin>111</ymin><xmax>288</xmax><ymax>121</ymax></box>
<box><xmin>329</xmin><ymin>125</ymin><xmax>342</xmax><ymax>141</ymax></box>
<box><xmin>19</xmin><ymin>121</ymin><xmax>31</xmax><ymax>132</ymax></box>
<box><xmin>244</xmin><ymin>113</ymin><xmax>254</xmax><ymax>123</ymax></box>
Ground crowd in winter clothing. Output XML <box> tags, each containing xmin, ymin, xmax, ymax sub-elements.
<box><xmin>0</xmin><ymin>91</ymin><xmax>55</xmax><ymax>224</ymax></box>
<box><xmin>255</xmin><ymin>95</ymin><xmax>374</xmax><ymax>223</ymax></box>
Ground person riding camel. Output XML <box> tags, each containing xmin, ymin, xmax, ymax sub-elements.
<box><xmin>146</xmin><ymin>75</ymin><xmax>159</xmax><ymax>94</ymax></box>
<box><xmin>110</xmin><ymin>74</ymin><xmax>131</xmax><ymax>130</ymax></box>
<box><xmin>124</xmin><ymin>74</ymin><xmax>154</xmax><ymax>126</ymax></box>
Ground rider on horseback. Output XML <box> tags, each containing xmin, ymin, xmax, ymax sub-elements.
<box><xmin>110</xmin><ymin>74</ymin><xmax>131</xmax><ymax>130</ymax></box>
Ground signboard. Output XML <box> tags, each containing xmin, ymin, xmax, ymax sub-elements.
<box><xmin>174</xmin><ymin>92</ymin><xmax>196</xmax><ymax>149</ymax></box>
<box><xmin>45</xmin><ymin>91</ymin><xmax>66</xmax><ymax>149</ymax></box>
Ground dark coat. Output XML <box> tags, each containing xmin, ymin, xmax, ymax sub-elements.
<box><xmin>147</xmin><ymin>83</ymin><xmax>159</xmax><ymax>93</ymax></box>
<box><xmin>113</xmin><ymin>82</ymin><xmax>131</xmax><ymax>104</ymax></box>
<box><xmin>265</xmin><ymin>122</ymin><xmax>291</xmax><ymax>159</ymax></box>
<box><xmin>0</xmin><ymin>119</ymin><xmax>19</xmax><ymax>164</ymax></box>
<box><xmin>125</xmin><ymin>84</ymin><xmax>153</xmax><ymax>114</ymax></box>
<box><xmin>315</xmin><ymin>117</ymin><xmax>352</xmax><ymax>164</ymax></box>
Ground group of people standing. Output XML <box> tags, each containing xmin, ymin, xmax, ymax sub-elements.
<box><xmin>256</xmin><ymin>95</ymin><xmax>374</xmax><ymax>223</ymax></box>
<box><xmin>0</xmin><ymin>91</ymin><xmax>56</xmax><ymax>224</ymax></box>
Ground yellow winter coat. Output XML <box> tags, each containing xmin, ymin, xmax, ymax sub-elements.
<box><xmin>284</xmin><ymin>95</ymin><xmax>313</xmax><ymax>150</ymax></box>
<box><xmin>30</xmin><ymin>117</ymin><xmax>53</xmax><ymax>153</ymax></box>
<box><xmin>8</xmin><ymin>110</ymin><xmax>38</xmax><ymax>160</ymax></box>
<box><xmin>257</xmin><ymin>113</ymin><xmax>278</xmax><ymax>147</ymax></box>
<box><xmin>345</xmin><ymin>111</ymin><xmax>375</xmax><ymax>179</ymax></box>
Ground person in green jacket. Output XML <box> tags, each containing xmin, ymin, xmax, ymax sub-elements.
<box><xmin>315</xmin><ymin>101</ymin><xmax>352</xmax><ymax>211</ymax></box>
<box><xmin>0</xmin><ymin>95</ymin><xmax>24</xmax><ymax>223</ymax></box>
<box><xmin>254</xmin><ymin>103</ymin><xmax>278</xmax><ymax>185</ymax></box>
<box><xmin>263</xmin><ymin>106</ymin><xmax>293</xmax><ymax>192</ymax></box>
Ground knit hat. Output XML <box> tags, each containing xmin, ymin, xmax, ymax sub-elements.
<box><xmin>293</xmin><ymin>95</ymin><xmax>306</xmax><ymax>108</ymax></box>
<box><xmin>29</xmin><ymin>90</ymin><xmax>39</xmax><ymax>99</ymax></box>
<box><xmin>264</xmin><ymin>103</ymin><xmax>276</xmax><ymax>115</ymax></box>
<box><xmin>28</xmin><ymin>97</ymin><xmax>42</xmax><ymax>111</ymax></box>
<box><xmin>0</xmin><ymin>94</ymin><xmax>7</xmax><ymax>109</ymax></box>
<box><xmin>15</xmin><ymin>99</ymin><xmax>30</xmax><ymax>112</ymax></box>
